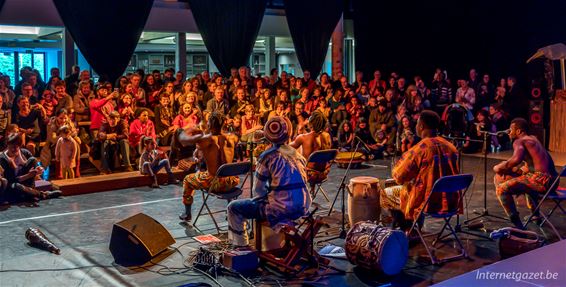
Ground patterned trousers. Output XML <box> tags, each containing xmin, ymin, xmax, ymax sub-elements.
<box><xmin>494</xmin><ymin>172</ymin><xmax>552</xmax><ymax>217</ymax></box>
<box><xmin>182</xmin><ymin>171</ymin><xmax>239</xmax><ymax>205</ymax></box>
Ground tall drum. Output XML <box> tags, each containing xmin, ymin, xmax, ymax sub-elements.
<box><xmin>348</xmin><ymin>176</ymin><xmax>381</xmax><ymax>226</ymax></box>
<box><xmin>345</xmin><ymin>221</ymin><xmax>408</xmax><ymax>275</ymax></box>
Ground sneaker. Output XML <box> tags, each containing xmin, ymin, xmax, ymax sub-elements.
<box><xmin>150</xmin><ymin>176</ymin><xmax>160</xmax><ymax>188</ymax></box>
<box><xmin>42</xmin><ymin>190</ymin><xmax>62</xmax><ymax>199</ymax></box>
<box><xmin>179</xmin><ymin>205</ymin><xmax>192</xmax><ymax>222</ymax></box>
<box><xmin>179</xmin><ymin>212</ymin><xmax>191</xmax><ymax>222</ymax></box>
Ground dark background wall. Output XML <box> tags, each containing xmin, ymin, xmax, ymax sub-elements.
<box><xmin>352</xmin><ymin>0</ymin><xmax>566</xmax><ymax>84</ymax></box>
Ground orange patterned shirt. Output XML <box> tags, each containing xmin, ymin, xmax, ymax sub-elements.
<box><xmin>392</xmin><ymin>137</ymin><xmax>461</xmax><ymax>220</ymax></box>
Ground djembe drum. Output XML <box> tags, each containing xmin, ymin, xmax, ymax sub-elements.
<box><xmin>345</xmin><ymin>221</ymin><xmax>408</xmax><ymax>275</ymax></box>
<box><xmin>348</xmin><ymin>176</ymin><xmax>381</xmax><ymax>226</ymax></box>
<box><xmin>491</xmin><ymin>227</ymin><xmax>545</xmax><ymax>259</ymax></box>
<box><xmin>335</xmin><ymin>151</ymin><xmax>364</xmax><ymax>168</ymax></box>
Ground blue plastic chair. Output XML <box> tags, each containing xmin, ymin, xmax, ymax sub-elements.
<box><xmin>523</xmin><ymin>166</ymin><xmax>566</xmax><ymax>240</ymax></box>
<box><xmin>193</xmin><ymin>161</ymin><xmax>252</xmax><ymax>233</ymax></box>
<box><xmin>408</xmin><ymin>173</ymin><xmax>474</xmax><ymax>265</ymax></box>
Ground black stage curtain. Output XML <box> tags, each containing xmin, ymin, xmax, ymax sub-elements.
<box><xmin>188</xmin><ymin>0</ymin><xmax>266</xmax><ymax>76</ymax></box>
<box><xmin>53</xmin><ymin>0</ymin><xmax>153</xmax><ymax>84</ymax></box>
<box><xmin>284</xmin><ymin>0</ymin><xmax>342</xmax><ymax>79</ymax></box>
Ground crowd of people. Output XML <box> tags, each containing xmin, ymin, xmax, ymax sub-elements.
<box><xmin>0</xmin><ymin>64</ymin><xmax>529</xmax><ymax>206</ymax></box>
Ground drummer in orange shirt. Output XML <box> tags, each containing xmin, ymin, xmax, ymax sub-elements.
<box><xmin>380</xmin><ymin>110</ymin><xmax>461</xmax><ymax>231</ymax></box>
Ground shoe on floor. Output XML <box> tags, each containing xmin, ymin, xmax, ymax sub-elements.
<box><xmin>179</xmin><ymin>205</ymin><xmax>192</xmax><ymax>222</ymax></box>
<box><xmin>42</xmin><ymin>190</ymin><xmax>62</xmax><ymax>199</ymax></box>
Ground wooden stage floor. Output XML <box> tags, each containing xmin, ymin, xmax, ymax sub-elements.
<box><xmin>0</xmin><ymin>157</ymin><xmax>564</xmax><ymax>286</ymax></box>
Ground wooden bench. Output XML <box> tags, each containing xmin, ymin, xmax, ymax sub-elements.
<box><xmin>51</xmin><ymin>168</ymin><xmax>187</xmax><ymax>196</ymax></box>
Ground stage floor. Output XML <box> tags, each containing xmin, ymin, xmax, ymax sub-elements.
<box><xmin>0</xmin><ymin>157</ymin><xmax>564</xmax><ymax>287</ymax></box>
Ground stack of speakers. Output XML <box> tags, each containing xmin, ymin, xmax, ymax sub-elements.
<box><xmin>528</xmin><ymin>85</ymin><xmax>546</xmax><ymax>146</ymax></box>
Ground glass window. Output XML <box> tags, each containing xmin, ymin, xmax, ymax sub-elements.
<box><xmin>33</xmin><ymin>53</ymin><xmax>45</xmax><ymax>81</ymax></box>
<box><xmin>18</xmin><ymin>53</ymin><xmax>32</xmax><ymax>70</ymax></box>
<box><xmin>0</xmin><ymin>52</ymin><xmax>15</xmax><ymax>86</ymax></box>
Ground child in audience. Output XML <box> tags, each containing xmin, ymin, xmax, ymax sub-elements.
<box><xmin>337</xmin><ymin>120</ymin><xmax>354</xmax><ymax>151</ymax></box>
<box><xmin>357</xmin><ymin>84</ymin><xmax>371</xmax><ymax>104</ymax></box>
<box><xmin>40</xmin><ymin>91</ymin><xmax>58</xmax><ymax>118</ymax></box>
<box><xmin>374</xmin><ymin>124</ymin><xmax>390</xmax><ymax>155</ymax></box>
<box><xmin>55</xmin><ymin>125</ymin><xmax>78</xmax><ymax>179</ymax></box>
<box><xmin>398</xmin><ymin>115</ymin><xmax>417</xmax><ymax>153</ymax></box>
<box><xmin>355</xmin><ymin>118</ymin><xmax>383</xmax><ymax>159</ymax></box>
<box><xmin>118</xmin><ymin>93</ymin><xmax>135</xmax><ymax>124</ymax></box>
<box><xmin>129</xmin><ymin>109</ymin><xmax>156</xmax><ymax>154</ymax></box>
<box><xmin>139</xmin><ymin>137</ymin><xmax>179</xmax><ymax>188</ymax></box>
<box><xmin>315</xmin><ymin>98</ymin><xmax>331</xmax><ymax>119</ymax></box>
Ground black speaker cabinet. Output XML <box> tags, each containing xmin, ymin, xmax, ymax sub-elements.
<box><xmin>109</xmin><ymin>213</ymin><xmax>175</xmax><ymax>264</ymax></box>
<box><xmin>529</xmin><ymin>100</ymin><xmax>544</xmax><ymax>128</ymax></box>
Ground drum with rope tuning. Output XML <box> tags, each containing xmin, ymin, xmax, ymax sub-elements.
<box><xmin>345</xmin><ymin>221</ymin><xmax>408</xmax><ymax>275</ymax></box>
<box><xmin>348</xmin><ymin>176</ymin><xmax>381</xmax><ymax>225</ymax></box>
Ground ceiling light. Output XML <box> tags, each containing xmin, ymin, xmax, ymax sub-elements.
<box><xmin>0</xmin><ymin>25</ymin><xmax>40</xmax><ymax>35</ymax></box>
<box><xmin>186</xmin><ymin>33</ymin><xmax>202</xmax><ymax>41</ymax></box>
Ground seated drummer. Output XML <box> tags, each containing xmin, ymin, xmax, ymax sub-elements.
<box><xmin>227</xmin><ymin>117</ymin><xmax>311</xmax><ymax>247</ymax></box>
<box><xmin>289</xmin><ymin>111</ymin><xmax>332</xmax><ymax>183</ymax></box>
<box><xmin>380</xmin><ymin>110</ymin><xmax>460</xmax><ymax>231</ymax></box>
<box><xmin>177</xmin><ymin>112</ymin><xmax>239</xmax><ymax>223</ymax></box>
<box><xmin>493</xmin><ymin>118</ymin><xmax>557</xmax><ymax>228</ymax></box>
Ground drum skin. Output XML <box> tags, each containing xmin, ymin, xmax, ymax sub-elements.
<box><xmin>348</xmin><ymin>176</ymin><xmax>381</xmax><ymax>225</ymax></box>
<box><xmin>335</xmin><ymin>152</ymin><xmax>364</xmax><ymax>168</ymax></box>
<box><xmin>345</xmin><ymin>221</ymin><xmax>408</xmax><ymax>275</ymax></box>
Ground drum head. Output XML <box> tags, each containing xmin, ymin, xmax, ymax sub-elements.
<box><xmin>336</xmin><ymin>152</ymin><xmax>364</xmax><ymax>161</ymax></box>
<box><xmin>350</xmin><ymin>176</ymin><xmax>380</xmax><ymax>184</ymax></box>
<box><xmin>379</xmin><ymin>230</ymin><xmax>409</xmax><ymax>275</ymax></box>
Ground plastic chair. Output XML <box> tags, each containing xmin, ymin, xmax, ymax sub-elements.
<box><xmin>523</xmin><ymin>166</ymin><xmax>566</xmax><ymax>240</ymax></box>
<box><xmin>408</xmin><ymin>173</ymin><xmax>474</xmax><ymax>265</ymax></box>
<box><xmin>305</xmin><ymin>149</ymin><xmax>338</xmax><ymax>203</ymax></box>
<box><xmin>193</xmin><ymin>161</ymin><xmax>252</xmax><ymax>233</ymax></box>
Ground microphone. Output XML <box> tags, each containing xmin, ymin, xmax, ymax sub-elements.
<box><xmin>497</xmin><ymin>129</ymin><xmax>510</xmax><ymax>135</ymax></box>
<box><xmin>250</xmin><ymin>130</ymin><xmax>268</xmax><ymax>144</ymax></box>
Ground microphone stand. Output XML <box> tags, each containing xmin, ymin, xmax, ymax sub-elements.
<box><xmin>246</xmin><ymin>134</ymin><xmax>265</xmax><ymax>240</ymax></box>
<box><xmin>320</xmin><ymin>138</ymin><xmax>363</xmax><ymax>242</ymax></box>
<box><xmin>465</xmin><ymin>130</ymin><xmax>507</xmax><ymax>225</ymax></box>
<box><xmin>442</xmin><ymin>135</ymin><xmax>492</xmax><ymax>240</ymax></box>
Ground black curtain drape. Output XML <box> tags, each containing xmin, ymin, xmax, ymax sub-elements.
<box><xmin>188</xmin><ymin>0</ymin><xmax>266</xmax><ymax>77</ymax></box>
<box><xmin>284</xmin><ymin>0</ymin><xmax>342</xmax><ymax>79</ymax></box>
<box><xmin>53</xmin><ymin>0</ymin><xmax>153</xmax><ymax>84</ymax></box>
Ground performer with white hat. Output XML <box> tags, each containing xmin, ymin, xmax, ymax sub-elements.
<box><xmin>227</xmin><ymin>116</ymin><xmax>311</xmax><ymax>247</ymax></box>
